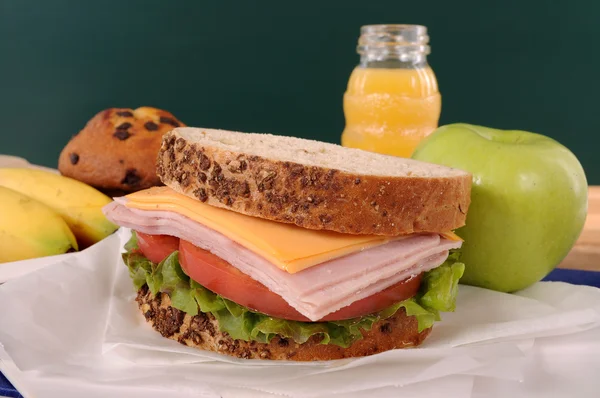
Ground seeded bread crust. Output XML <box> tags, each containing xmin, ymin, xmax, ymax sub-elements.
<box><xmin>136</xmin><ymin>286</ymin><xmax>431</xmax><ymax>361</ymax></box>
<box><xmin>157</xmin><ymin>129</ymin><xmax>472</xmax><ymax>236</ymax></box>
<box><xmin>58</xmin><ymin>107</ymin><xmax>185</xmax><ymax>194</ymax></box>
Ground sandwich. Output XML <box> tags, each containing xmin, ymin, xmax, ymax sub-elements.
<box><xmin>102</xmin><ymin>127</ymin><xmax>472</xmax><ymax>361</ymax></box>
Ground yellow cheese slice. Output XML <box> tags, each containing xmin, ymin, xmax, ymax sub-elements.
<box><xmin>124</xmin><ymin>187</ymin><xmax>462</xmax><ymax>273</ymax></box>
<box><xmin>440</xmin><ymin>231</ymin><xmax>463</xmax><ymax>242</ymax></box>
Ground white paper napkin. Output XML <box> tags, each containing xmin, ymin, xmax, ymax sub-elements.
<box><xmin>0</xmin><ymin>227</ymin><xmax>599</xmax><ymax>398</ymax></box>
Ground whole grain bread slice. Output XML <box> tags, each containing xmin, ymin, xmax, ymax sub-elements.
<box><xmin>157</xmin><ymin>127</ymin><xmax>472</xmax><ymax>236</ymax></box>
<box><xmin>137</xmin><ymin>286</ymin><xmax>431</xmax><ymax>361</ymax></box>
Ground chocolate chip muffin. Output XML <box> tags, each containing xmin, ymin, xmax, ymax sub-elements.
<box><xmin>58</xmin><ymin>107</ymin><xmax>185</xmax><ymax>195</ymax></box>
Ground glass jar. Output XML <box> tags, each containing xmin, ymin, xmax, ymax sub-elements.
<box><xmin>341</xmin><ymin>24</ymin><xmax>441</xmax><ymax>158</ymax></box>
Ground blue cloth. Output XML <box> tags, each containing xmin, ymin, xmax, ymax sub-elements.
<box><xmin>0</xmin><ymin>372</ymin><xmax>22</xmax><ymax>398</ymax></box>
<box><xmin>0</xmin><ymin>268</ymin><xmax>598</xmax><ymax>397</ymax></box>
<box><xmin>542</xmin><ymin>268</ymin><xmax>600</xmax><ymax>288</ymax></box>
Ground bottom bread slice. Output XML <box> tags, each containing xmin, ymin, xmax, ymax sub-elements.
<box><xmin>136</xmin><ymin>285</ymin><xmax>432</xmax><ymax>361</ymax></box>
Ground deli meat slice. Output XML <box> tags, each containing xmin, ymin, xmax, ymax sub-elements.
<box><xmin>104</xmin><ymin>200</ymin><xmax>462</xmax><ymax>321</ymax></box>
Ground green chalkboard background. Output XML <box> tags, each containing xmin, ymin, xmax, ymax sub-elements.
<box><xmin>1</xmin><ymin>0</ymin><xmax>598</xmax><ymax>183</ymax></box>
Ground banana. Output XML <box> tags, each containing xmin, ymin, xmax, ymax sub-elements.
<box><xmin>0</xmin><ymin>168</ymin><xmax>118</xmax><ymax>248</ymax></box>
<box><xmin>0</xmin><ymin>187</ymin><xmax>78</xmax><ymax>263</ymax></box>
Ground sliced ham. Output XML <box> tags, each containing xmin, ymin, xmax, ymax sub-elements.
<box><xmin>103</xmin><ymin>200</ymin><xmax>462</xmax><ymax>321</ymax></box>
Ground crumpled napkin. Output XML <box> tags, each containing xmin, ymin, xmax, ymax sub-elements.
<box><xmin>0</xmin><ymin>228</ymin><xmax>599</xmax><ymax>398</ymax></box>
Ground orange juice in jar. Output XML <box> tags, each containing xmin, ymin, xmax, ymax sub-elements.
<box><xmin>341</xmin><ymin>25</ymin><xmax>441</xmax><ymax>158</ymax></box>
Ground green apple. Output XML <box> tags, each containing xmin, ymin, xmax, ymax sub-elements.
<box><xmin>412</xmin><ymin>123</ymin><xmax>588</xmax><ymax>292</ymax></box>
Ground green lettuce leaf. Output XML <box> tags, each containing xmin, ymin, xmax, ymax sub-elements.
<box><xmin>124</xmin><ymin>252</ymin><xmax>152</xmax><ymax>291</ymax></box>
<box><xmin>124</xmin><ymin>231</ymin><xmax>139</xmax><ymax>251</ymax></box>
<box><xmin>121</xmin><ymin>231</ymin><xmax>464</xmax><ymax>348</ymax></box>
<box><xmin>418</xmin><ymin>252</ymin><xmax>465</xmax><ymax>314</ymax></box>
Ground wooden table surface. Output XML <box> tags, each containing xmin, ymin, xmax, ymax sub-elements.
<box><xmin>559</xmin><ymin>186</ymin><xmax>600</xmax><ymax>271</ymax></box>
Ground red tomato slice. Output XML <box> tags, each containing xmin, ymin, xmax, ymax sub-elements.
<box><xmin>135</xmin><ymin>232</ymin><xmax>422</xmax><ymax>321</ymax></box>
<box><xmin>136</xmin><ymin>232</ymin><xmax>179</xmax><ymax>264</ymax></box>
<box><xmin>177</xmin><ymin>239</ymin><xmax>421</xmax><ymax>322</ymax></box>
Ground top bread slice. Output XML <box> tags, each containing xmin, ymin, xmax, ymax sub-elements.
<box><xmin>157</xmin><ymin>127</ymin><xmax>472</xmax><ymax>236</ymax></box>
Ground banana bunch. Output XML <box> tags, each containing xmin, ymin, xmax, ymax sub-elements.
<box><xmin>0</xmin><ymin>168</ymin><xmax>118</xmax><ymax>263</ymax></box>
